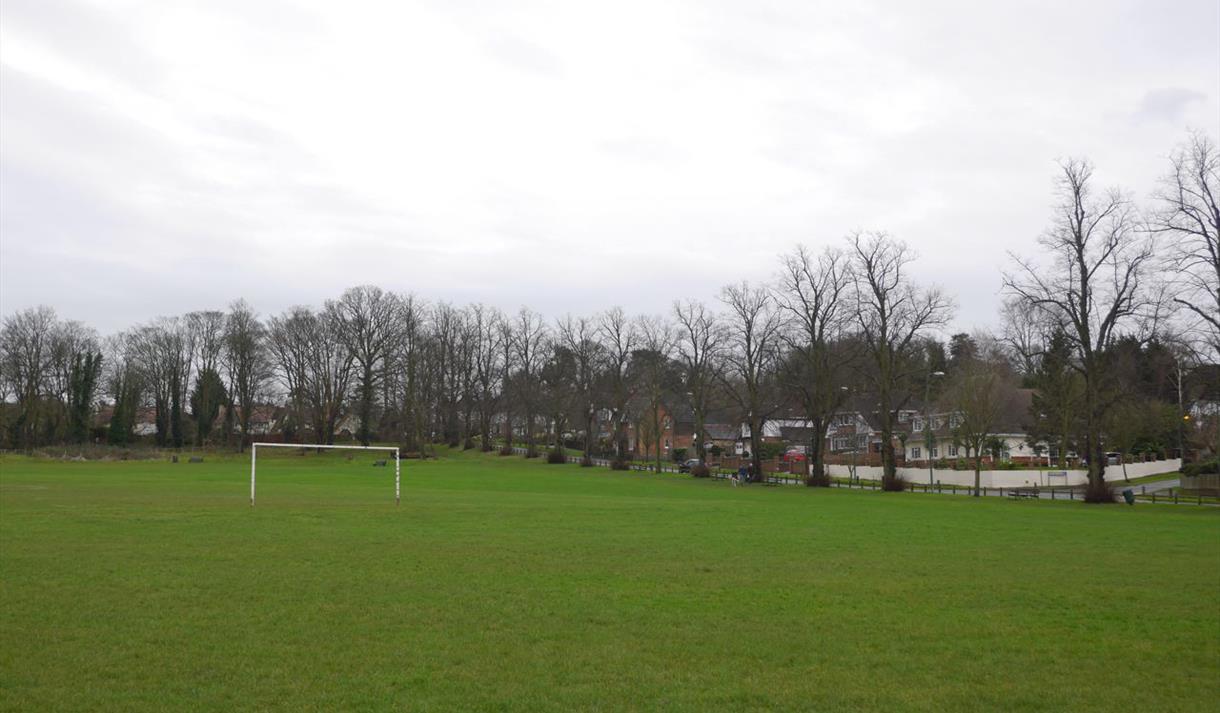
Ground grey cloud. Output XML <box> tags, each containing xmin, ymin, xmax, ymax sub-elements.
<box><xmin>1135</xmin><ymin>87</ymin><xmax>1207</xmax><ymax>123</ymax></box>
<box><xmin>598</xmin><ymin>137</ymin><xmax>688</xmax><ymax>163</ymax></box>
<box><xmin>482</xmin><ymin>34</ymin><xmax>564</xmax><ymax>78</ymax></box>
<box><xmin>1</xmin><ymin>0</ymin><xmax>165</xmax><ymax>88</ymax></box>
<box><xmin>2</xmin><ymin>1</ymin><xmax>1218</xmax><ymax>336</ymax></box>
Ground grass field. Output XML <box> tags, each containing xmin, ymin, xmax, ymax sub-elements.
<box><xmin>1</xmin><ymin>449</ymin><xmax>1217</xmax><ymax>712</ymax></box>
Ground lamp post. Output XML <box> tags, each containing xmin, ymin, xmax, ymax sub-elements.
<box><xmin>925</xmin><ymin>370</ymin><xmax>945</xmax><ymax>486</ymax></box>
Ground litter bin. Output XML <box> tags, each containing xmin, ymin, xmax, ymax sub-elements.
<box><xmin>1122</xmin><ymin>488</ymin><xmax>1135</xmax><ymax>506</ymax></box>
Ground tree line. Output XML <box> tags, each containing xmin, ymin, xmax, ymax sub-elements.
<box><xmin>3</xmin><ymin>132</ymin><xmax>1217</xmax><ymax>502</ymax></box>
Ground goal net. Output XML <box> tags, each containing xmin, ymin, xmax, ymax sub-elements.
<box><xmin>249</xmin><ymin>442</ymin><xmax>401</xmax><ymax>506</ymax></box>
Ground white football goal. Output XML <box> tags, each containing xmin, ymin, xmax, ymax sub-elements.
<box><xmin>249</xmin><ymin>442</ymin><xmax>401</xmax><ymax>506</ymax></box>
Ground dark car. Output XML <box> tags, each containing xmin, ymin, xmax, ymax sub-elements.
<box><xmin>678</xmin><ymin>458</ymin><xmax>702</xmax><ymax>473</ymax></box>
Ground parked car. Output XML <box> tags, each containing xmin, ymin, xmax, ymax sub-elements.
<box><xmin>678</xmin><ymin>458</ymin><xmax>701</xmax><ymax>473</ymax></box>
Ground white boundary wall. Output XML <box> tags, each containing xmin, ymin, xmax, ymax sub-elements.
<box><xmin>826</xmin><ymin>459</ymin><xmax>1181</xmax><ymax>488</ymax></box>
<box><xmin>250</xmin><ymin>442</ymin><xmax>401</xmax><ymax>506</ymax></box>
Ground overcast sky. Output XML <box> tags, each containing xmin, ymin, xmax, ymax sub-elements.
<box><xmin>1</xmin><ymin>0</ymin><xmax>1217</xmax><ymax>335</ymax></box>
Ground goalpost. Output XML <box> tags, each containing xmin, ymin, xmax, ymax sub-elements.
<box><xmin>249</xmin><ymin>442</ymin><xmax>401</xmax><ymax>506</ymax></box>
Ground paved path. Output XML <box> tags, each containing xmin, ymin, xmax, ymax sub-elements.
<box><xmin>1113</xmin><ymin>478</ymin><xmax>1178</xmax><ymax>493</ymax></box>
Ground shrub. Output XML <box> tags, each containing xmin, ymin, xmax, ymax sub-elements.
<box><xmin>805</xmin><ymin>471</ymin><xmax>831</xmax><ymax>487</ymax></box>
<box><xmin>498</xmin><ymin>445</ymin><xmax>514</xmax><ymax>456</ymax></box>
<box><xmin>546</xmin><ymin>449</ymin><xmax>566</xmax><ymax>464</ymax></box>
<box><xmin>610</xmin><ymin>459</ymin><xmax>629</xmax><ymax>471</ymax></box>
<box><xmin>1181</xmin><ymin>459</ymin><xmax>1218</xmax><ymax>477</ymax></box>
<box><xmin>672</xmin><ymin>448</ymin><xmax>687</xmax><ymax>463</ymax></box>
<box><xmin>524</xmin><ymin>448</ymin><xmax>539</xmax><ymax>459</ymax></box>
<box><xmin>690</xmin><ymin>463</ymin><xmax>710</xmax><ymax>478</ymax></box>
<box><xmin>757</xmin><ymin>442</ymin><xmax>786</xmax><ymax>460</ymax></box>
<box><xmin>881</xmin><ymin>473</ymin><xmax>908</xmax><ymax>491</ymax></box>
<box><xmin>1083</xmin><ymin>478</ymin><xmax>1116</xmax><ymax>503</ymax></box>
<box><xmin>580</xmin><ymin>455</ymin><xmax>593</xmax><ymax>468</ymax></box>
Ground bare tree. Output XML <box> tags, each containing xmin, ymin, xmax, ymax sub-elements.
<box><xmin>223</xmin><ymin>300</ymin><xmax>269</xmax><ymax>451</ymax></box>
<box><xmin>329</xmin><ymin>286</ymin><xmax>403</xmax><ymax>445</ymax></box>
<box><xmin>849</xmin><ymin>231</ymin><xmax>955</xmax><ymax>489</ymax></box>
<box><xmin>774</xmin><ymin>245</ymin><xmax>854</xmax><ymax>485</ymax></box>
<box><xmin>539</xmin><ymin>337</ymin><xmax>577</xmax><ymax>460</ymax></box>
<box><xmin>268</xmin><ymin>306</ymin><xmax>354</xmax><ymax>444</ymax></box>
<box><xmin>497</xmin><ymin>316</ymin><xmax>516</xmax><ymax>454</ymax></box>
<box><xmin>718</xmin><ymin>282</ymin><xmax>783</xmax><ymax>481</ymax></box>
<box><xmin>634</xmin><ymin>314</ymin><xmax>677</xmax><ymax>473</ymax></box>
<box><xmin>431</xmin><ymin>302</ymin><xmax>464</xmax><ymax>447</ymax></box>
<box><xmin>597</xmin><ymin>307</ymin><xmax>638</xmax><ymax>466</ymax></box>
<box><xmin>942</xmin><ymin>337</ymin><xmax>1019</xmax><ymax>496</ymax></box>
<box><xmin>558</xmin><ymin>314</ymin><xmax>604</xmax><ymax>465</ymax></box>
<box><xmin>1005</xmin><ymin>159</ymin><xmax>1156</xmax><ymax>501</ymax></box>
<box><xmin>455</xmin><ymin>307</ymin><xmax>480</xmax><ymax>449</ymax></box>
<box><xmin>127</xmin><ymin>317</ymin><xmax>192</xmax><ymax>448</ymax></box>
<box><xmin>390</xmin><ymin>295</ymin><xmax>428</xmax><ymax>451</ymax></box>
<box><xmin>512</xmin><ymin>308</ymin><xmax>549</xmax><ymax>457</ymax></box>
<box><xmin>187</xmin><ymin>311</ymin><xmax>226</xmax><ymax>377</ymax></box>
<box><xmin>470</xmin><ymin>304</ymin><xmax>504</xmax><ymax>451</ymax></box>
<box><xmin>103</xmin><ymin>333</ymin><xmax>142</xmax><ymax>446</ymax></box>
<box><xmin>672</xmin><ymin>300</ymin><xmax>723</xmax><ymax>467</ymax></box>
<box><xmin>0</xmin><ymin>306</ymin><xmax>58</xmax><ymax>448</ymax></box>
<box><xmin>187</xmin><ymin>311</ymin><xmax>226</xmax><ymax>445</ymax></box>
<box><xmin>1152</xmin><ymin>131</ymin><xmax>1220</xmax><ymax>359</ymax></box>
<box><xmin>45</xmin><ymin>319</ymin><xmax>100</xmax><ymax>442</ymax></box>
<box><xmin>997</xmin><ymin>296</ymin><xmax>1048</xmax><ymax>379</ymax></box>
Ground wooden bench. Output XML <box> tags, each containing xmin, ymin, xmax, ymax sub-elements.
<box><xmin>1007</xmin><ymin>489</ymin><xmax>1039</xmax><ymax>499</ymax></box>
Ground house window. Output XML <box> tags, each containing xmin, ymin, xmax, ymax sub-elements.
<box><xmin>913</xmin><ymin>419</ymin><xmax>924</xmax><ymax>432</ymax></box>
<box><xmin>930</xmin><ymin>447</ymin><xmax>938</xmax><ymax>458</ymax></box>
<box><xmin>911</xmin><ymin>446</ymin><xmax>921</xmax><ymax>459</ymax></box>
<box><xmin>949</xmin><ymin>444</ymin><xmax>958</xmax><ymax>457</ymax></box>
<box><xmin>857</xmin><ymin>434</ymin><xmax>868</xmax><ymax>447</ymax></box>
<box><xmin>898</xmin><ymin>411</ymin><xmax>910</xmax><ymax>423</ymax></box>
<box><xmin>949</xmin><ymin>414</ymin><xmax>962</xmax><ymax>428</ymax></box>
<box><xmin>834</xmin><ymin>414</ymin><xmax>853</xmax><ymax>426</ymax></box>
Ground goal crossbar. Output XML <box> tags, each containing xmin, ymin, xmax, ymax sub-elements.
<box><xmin>250</xmin><ymin>442</ymin><xmax>401</xmax><ymax>506</ymax></box>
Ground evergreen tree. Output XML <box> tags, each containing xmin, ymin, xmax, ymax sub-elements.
<box><xmin>1028</xmin><ymin>329</ymin><xmax>1084</xmax><ymax>467</ymax></box>
<box><xmin>107</xmin><ymin>364</ymin><xmax>141</xmax><ymax>446</ymax></box>
<box><xmin>66</xmin><ymin>351</ymin><xmax>103</xmax><ymax>443</ymax></box>
<box><xmin>190</xmin><ymin>368</ymin><xmax>227</xmax><ymax>444</ymax></box>
<box><xmin>170</xmin><ymin>370</ymin><xmax>184</xmax><ymax>448</ymax></box>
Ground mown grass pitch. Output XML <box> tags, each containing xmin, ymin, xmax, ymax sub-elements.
<box><xmin>1</xmin><ymin>449</ymin><xmax>1217</xmax><ymax>712</ymax></box>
